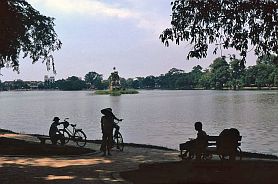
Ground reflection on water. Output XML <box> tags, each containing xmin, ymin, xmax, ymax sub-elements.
<box><xmin>0</xmin><ymin>90</ymin><xmax>278</xmax><ymax>156</ymax></box>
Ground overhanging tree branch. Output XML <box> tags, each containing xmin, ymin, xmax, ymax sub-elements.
<box><xmin>0</xmin><ymin>0</ymin><xmax>62</xmax><ymax>73</ymax></box>
<box><xmin>160</xmin><ymin>0</ymin><xmax>278</xmax><ymax>66</ymax></box>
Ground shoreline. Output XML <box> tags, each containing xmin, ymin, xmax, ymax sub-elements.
<box><xmin>1</xmin><ymin>128</ymin><xmax>278</xmax><ymax>159</ymax></box>
<box><xmin>1</xmin><ymin>129</ymin><xmax>278</xmax><ymax>184</ymax></box>
<box><xmin>2</xmin><ymin>87</ymin><xmax>278</xmax><ymax>92</ymax></box>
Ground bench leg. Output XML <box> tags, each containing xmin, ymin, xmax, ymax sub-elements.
<box><xmin>180</xmin><ymin>150</ymin><xmax>194</xmax><ymax>160</ymax></box>
<box><xmin>237</xmin><ymin>147</ymin><xmax>242</xmax><ymax>160</ymax></box>
<box><xmin>39</xmin><ymin>139</ymin><xmax>46</xmax><ymax>144</ymax></box>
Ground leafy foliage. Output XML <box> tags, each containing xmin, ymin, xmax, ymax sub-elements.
<box><xmin>56</xmin><ymin>76</ymin><xmax>87</xmax><ymax>91</ymax></box>
<box><xmin>210</xmin><ymin>57</ymin><xmax>231</xmax><ymax>89</ymax></box>
<box><xmin>95</xmin><ymin>89</ymin><xmax>139</xmax><ymax>96</ymax></box>
<box><xmin>0</xmin><ymin>0</ymin><xmax>62</xmax><ymax>72</ymax></box>
<box><xmin>229</xmin><ymin>55</ymin><xmax>245</xmax><ymax>89</ymax></box>
<box><xmin>84</xmin><ymin>71</ymin><xmax>104</xmax><ymax>89</ymax></box>
<box><xmin>160</xmin><ymin>0</ymin><xmax>278</xmax><ymax>65</ymax></box>
<box><xmin>2</xmin><ymin>55</ymin><xmax>278</xmax><ymax>91</ymax></box>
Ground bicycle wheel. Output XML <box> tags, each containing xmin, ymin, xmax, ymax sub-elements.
<box><xmin>181</xmin><ymin>150</ymin><xmax>194</xmax><ymax>160</ymax></box>
<box><xmin>59</xmin><ymin>129</ymin><xmax>70</xmax><ymax>144</ymax></box>
<box><xmin>73</xmin><ymin>130</ymin><xmax>87</xmax><ymax>147</ymax></box>
<box><xmin>114</xmin><ymin>132</ymin><xmax>124</xmax><ymax>151</ymax></box>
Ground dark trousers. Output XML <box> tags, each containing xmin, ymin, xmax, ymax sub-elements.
<box><xmin>181</xmin><ymin>140</ymin><xmax>206</xmax><ymax>159</ymax></box>
<box><xmin>101</xmin><ymin>133</ymin><xmax>113</xmax><ymax>153</ymax></box>
<box><xmin>50</xmin><ymin>134</ymin><xmax>65</xmax><ymax>145</ymax></box>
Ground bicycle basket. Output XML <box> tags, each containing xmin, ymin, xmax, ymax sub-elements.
<box><xmin>63</xmin><ymin>122</ymin><xmax>69</xmax><ymax>128</ymax></box>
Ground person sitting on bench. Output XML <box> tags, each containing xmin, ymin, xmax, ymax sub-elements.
<box><xmin>182</xmin><ymin>121</ymin><xmax>208</xmax><ymax>159</ymax></box>
<box><xmin>49</xmin><ymin>117</ymin><xmax>65</xmax><ymax>145</ymax></box>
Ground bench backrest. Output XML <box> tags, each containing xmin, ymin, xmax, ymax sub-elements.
<box><xmin>207</xmin><ymin>135</ymin><xmax>241</xmax><ymax>147</ymax></box>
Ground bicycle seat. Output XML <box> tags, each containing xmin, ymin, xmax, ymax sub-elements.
<box><xmin>70</xmin><ymin>124</ymin><xmax>77</xmax><ymax>127</ymax></box>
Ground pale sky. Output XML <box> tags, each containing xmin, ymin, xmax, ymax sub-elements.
<box><xmin>0</xmin><ymin>0</ymin><xmax>257</xmax><ymax>81</ymax></box>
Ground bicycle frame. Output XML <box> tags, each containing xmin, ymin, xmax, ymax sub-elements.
<box><xmin>60</xmin><ymin>119</ymin><xmax>81</xmax><ymax>138</ymax></box>
<box><xmin>113</xmin><ymin>121</ymin><xmax>120</xmax><ymax>138</ymax></box>
<box><xmin>59</xmin><ymin>118</ymin><xmax>87</xmax><ymax>147</ymax></box>
<box><xmin>63</xmin><ymin>125</ymin><xmax>77</xmax><ymax>138</ymax></box>
<box><xmin>111</xmin><ymin>119</ymin><xmax>124</xmax><ymax>151</ymax></box>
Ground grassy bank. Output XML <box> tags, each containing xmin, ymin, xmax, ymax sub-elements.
<box><xmin>95</xmin><ymin>89</ymin><xmax>139</xmax><ymax>96</ymax></box>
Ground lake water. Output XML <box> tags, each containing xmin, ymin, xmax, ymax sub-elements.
<box><xmin>0</xmin><ymin>90</ymin><xmax>278</xmax><ymax>156</ymax></box>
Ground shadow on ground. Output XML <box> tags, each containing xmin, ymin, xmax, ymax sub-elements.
<box><xmin>121</xmin><ymin>159</ymin><xmax>278</xmax><ymax>184</ymax></box>
<box><xmin>0</xmin><ymin>137</ymin><xmax>93</xmax><ymax>156</ymax></box>
<box><xmin>0</xmin><ymin>157</ymin><xmax>110</xmax><ymax>184</ymax></box>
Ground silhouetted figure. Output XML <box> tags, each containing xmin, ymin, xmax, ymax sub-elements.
<box><xmin>100</xmin><ymin>108</ymin><xmax>122</xmax><ymax>156</ymax></box>
<box><xmin>182</xmin><ymin>122</ymin><xmax>208</xmax><ymax>160</ymax></box>
<box><xmin>49</xmin><ymin>117</ymin><xmax>65</xmax><ymax>145</ymax></box>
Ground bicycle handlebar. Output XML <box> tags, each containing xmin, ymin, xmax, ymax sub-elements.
<box><xmin>114</xmin><ymin>119</ymin><xmax>123</xmax><ymax>124</ymax></box>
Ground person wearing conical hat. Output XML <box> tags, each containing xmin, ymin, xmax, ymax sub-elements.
<box><xmin>49</xmin><ymin>117</ymin><xmax>65</xmax><ymax>145</ymax></box>
<box><xmin>100</xmin><ymin>108</ymin><xmax>122</xmax><ymax>156</ymax></box>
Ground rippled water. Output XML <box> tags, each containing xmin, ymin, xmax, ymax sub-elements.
<box><xmin>0</xmin><ymin>90</ymin><xmax>277</xmax><ymax>155</ymax></box>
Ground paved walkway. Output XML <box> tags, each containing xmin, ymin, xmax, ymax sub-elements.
<box><xmin>0</xmin><ymin>134</ymin><xmax>179</xmax><ymax>184</ymax></box>
<box><xmin>2</xmin><ymin>133</ymin><xmax>277</xmax><ymax>184</ymax></box>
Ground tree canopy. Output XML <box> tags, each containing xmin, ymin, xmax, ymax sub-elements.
<box><xmin>160</xmin><ymin>0</ymin><xmax>278</xmax><ymax>65</ymax></box>
<box><xmin>0</xmin><ymin>0</ymin><xmax>61</xmax><ymax>72</ymax></box>
<box><xmin>84</xmin><ymin>71</ymin><xmax>105</xmax><ymax>89</ymax></box>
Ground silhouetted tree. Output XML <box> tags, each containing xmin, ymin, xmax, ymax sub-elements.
<box><xmin>13</xmin><ymin>79</ymin><xmax>29</xmax><ymax>89</ymax></box>
<box><xmin>256</xmin><ymin>54</ymin><xmax>278</xmax><ymax>67</ymax></box>
<box><xmin>244</xmin><ymin>65</ymin><xmax>257</xmax><ymax>87</ymax></box>
<box><xmin>160</xmin><ymin>0</ymin><xmax>278</xmax><ymax>66</ymax></box>
<box><xmin>255</xmin><ymin>54</ymin><xmax>278</xmax><ymax>87</ymax></box>
<box><xmin>175</xmin><ymin>74</ymin><xmax>192</xmax><ymax>89</ymax></box>
<box><xmin>199</xmin><ymin>69</ymin><xmax>213</xmax><ymax>89</ymax></box>
<box><xmin>120</xmin><ymin>78</ymin><xmax>127</xmax><ymax>88</ymax></box>
<box><xmin>132</xmin><ymin>77</ymin><xmax>144</xmax><ymax>89</ymax></box>
<box><xmin>0</xmin><ymin>80</ymin><xmax>3</xmax><ymax>90</ymax></box>
<box><xmin>142</xmin><ymin>76</ymin><xmax>156</xmax><ymax>89</ymax></box>
<box><xmin>229</xmin><ymin>55</ymin><xmax>245</xmax><ymax>89</ymax></box>
<box><xmin>84</xmin><ymin>71</ymin><xmax>103</xmax><ymax>89</ymax></box>
<box><xmin>189</xmin><ymin>65</ymin><xmax>203</xmax><ymax>88</ymax></box>
<box><xmin>125</xmin><ymin>78</ymin><xmax>134</xmax><ymax>89</ymax></box>
<box><xmin>56</xmin><ymin>76</ymin><xmax>87</xmax><ymax>91</ymax></box>
<box><xmin>210</xmin><ymin>57</ymin><xmax>230</xmax><ymax>89</ymax></box>
<box><xmin>0</xmin><ymin>0</ymin><xmax>61</xmax><ymax>72</ymax></box>
<box><xmin>255</xmin><ymin>63</ymin><xmax>275</xmax><ymax>88</ymax></box>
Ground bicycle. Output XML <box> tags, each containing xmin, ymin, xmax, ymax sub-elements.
<box><xmin>112</xmin><ymin>119</ymin><xmax>124</xmax><ymax>151</ymax></box>
<box><xmin>59</xmin><ymin>118</ymin><xmax>87</xmax><ymax>147</ymax></box>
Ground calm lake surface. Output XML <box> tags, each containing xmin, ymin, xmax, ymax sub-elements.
<box><xmin>0</xmin><ymin>90</ymin><xmax>278</xmax><ymax>155</ymax></box>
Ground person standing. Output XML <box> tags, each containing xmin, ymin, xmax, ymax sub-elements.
<box><xmin>100</xmin><ymin>108</ymin><xmax>122</xmax><ymax>156</ymax></box>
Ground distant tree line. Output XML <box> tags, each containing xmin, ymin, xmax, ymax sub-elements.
<box><xmin>1</xmin><ymin>55</ymin><xmax>277</xmax><ymax>91</ymax></box>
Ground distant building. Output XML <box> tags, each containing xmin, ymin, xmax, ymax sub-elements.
<box><xmin>44</xmin><ymin>75</ymin><xmax>55</xmax><ymax>83</ymax></box>
<box><xmin>49</xmin><ymin>76</ymin><xmax>55</xmax><ymax>83</ymax></box>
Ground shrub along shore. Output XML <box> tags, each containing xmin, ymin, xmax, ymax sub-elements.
<box><xmin>94</xmin><ymin>89</ymin><xmax>139</xmax><ymax>96</ymax></box>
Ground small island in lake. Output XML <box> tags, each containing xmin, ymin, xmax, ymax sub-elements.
<box><xmin>95</xmin><ymin>67</ymin><xmax>139</xmax><ymax>96</ymax></box>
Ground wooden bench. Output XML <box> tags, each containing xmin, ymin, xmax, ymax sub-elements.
<box><xmin>36</xmin><ymin>135</ymin><xmax>51</xmax><ymax>144</ymax></box>
<box><xmin>180</xmin><ymin>135</ymin><xmax>242</xmax><ymax>160</ymax></box>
